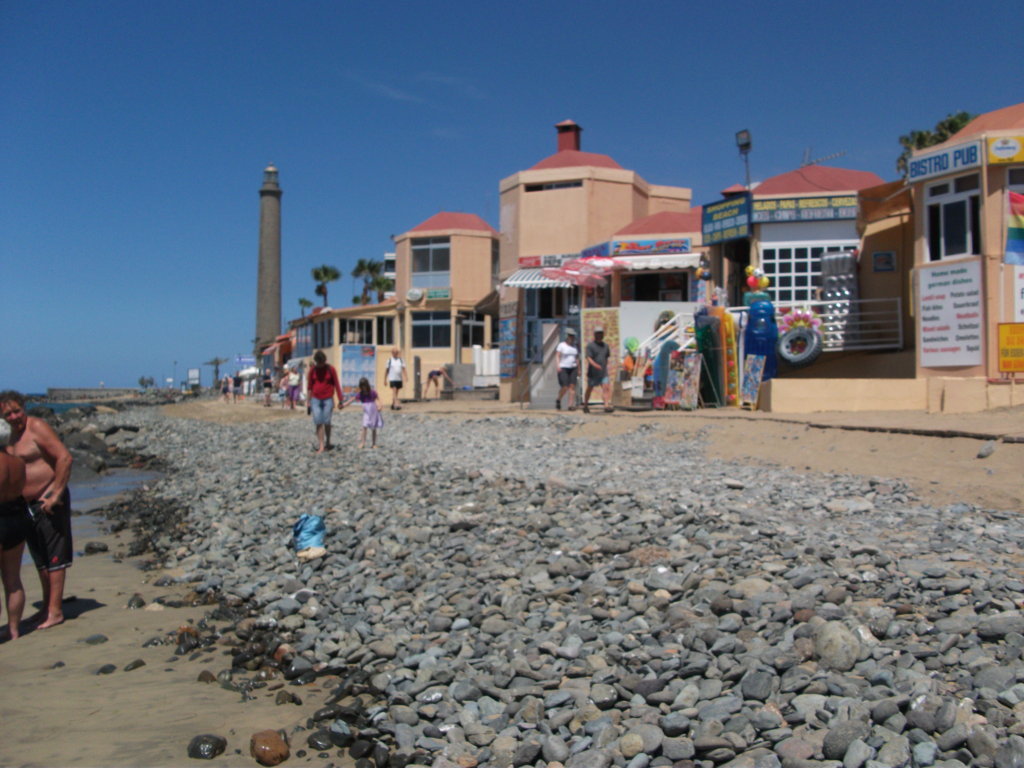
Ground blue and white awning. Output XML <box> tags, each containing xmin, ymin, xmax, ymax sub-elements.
<box><xmin>502</xmin><ymin>268</ymin><xmax>574</xmax><ymax>289</ymax></box>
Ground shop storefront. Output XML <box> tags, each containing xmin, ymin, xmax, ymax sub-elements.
<box><xmin>905</xmin><ymin>102</ymin><xmax>1024</xmax><ymax>398</ymax></box>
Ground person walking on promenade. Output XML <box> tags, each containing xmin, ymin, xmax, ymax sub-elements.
<box><xmin>344</xmin><ymin>377</ymin><xmax>384</xmax><ymax>449</ymax></box>
<box><xmin>385</xmin><ymin>348</ymin><xmax>407</xmax><ymax>410</ymax></box>
<box><xmin>262</xmin><ymin>368</ymin><xmax>274</xmax><ymax>407</ymax></box>
<box><xmin>555</xmin><ymin>328</ymin><xmax>580</xmax><ymax>411</ymax></box>
<box><xmin>0</xmin><ymin>419</ymin><xmax>30</xmax><ymax>641</ymax></box>
<box><xmin>424</xmin><ymin>366</ymin><xmax>453</xmax><ymax>399</ymax></box>
<box><xmin>232</xmin><ymin>373</ymin><xmax>243</xmax><ymax>403</ymax></box>
<box><xmin>307</xmin><ymin>350</ymin><xmax>344</xmax><ymax>453</ymax></box>
<box><xmin>583</xmin><ymin>326</ymin><xmax>614</xmax><ymax>414</ymax></box>
<box><xmin>286</xmin><ymin>367</ymin><xmax>301</xmax><ymax>410</ymax></box>
<box><xmin>221</xmin><ymin>375</ymin><xmax>231</xmax><ymax>403</ymax></box>
<box><xmin>0</xmin><ymin>391</ymin><xmax>74</xmax><ymax>630</ymax></box>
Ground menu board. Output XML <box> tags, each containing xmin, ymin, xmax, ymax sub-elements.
<box><xmin>918</xmin><ymin>260</ymin><xmax>983</xmax><ymax>368</ymax></box>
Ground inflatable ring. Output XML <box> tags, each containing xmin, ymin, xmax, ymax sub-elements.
<box><xmin>777</xmin><ymin>326</ymin><xmax>823</xmax><ymax>368</ymax></box>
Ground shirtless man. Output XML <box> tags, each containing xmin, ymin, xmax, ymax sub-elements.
<box><xmin>0</xmin><ymin>419</ymin><xmax>29</xmax><ymax>640</ymax></box>
<box><xmin>0</xmin><ymin>391</ymin><xmax>73</xmax><ymax>629</ymax></box>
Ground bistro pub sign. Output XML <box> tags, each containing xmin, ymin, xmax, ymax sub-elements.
<box><xmin>907</xmin><ymin>141</ymin><xmax>981</xmax><ymax>182</ymax></box>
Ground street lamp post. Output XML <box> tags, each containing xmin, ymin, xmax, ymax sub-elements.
<box><xmin>735</xmin><ymin>129</ymin><xmax>752</xmax><ymax>190</ymax></box>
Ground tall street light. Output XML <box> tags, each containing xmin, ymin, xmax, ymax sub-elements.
<box><xmin>736</xmin><ymin>129</ymin><xmax>752</xmax><ymax>190</ymax></box>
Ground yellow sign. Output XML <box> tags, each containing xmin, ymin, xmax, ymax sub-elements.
<box><xmin>988</xmin><ymin>137</ymin><xmax>1024</xmax><ymax>164</ymax></box>
<box><xmin>998</xmin><ymin>322</ymin><xmax>1024</xmax><ymax>372</ymax></box>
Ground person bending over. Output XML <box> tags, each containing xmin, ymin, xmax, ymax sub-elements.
<box><xmin>424</xmin><ymin>367</ymin><xmax>453</xmax><ymax>399</ymax></box>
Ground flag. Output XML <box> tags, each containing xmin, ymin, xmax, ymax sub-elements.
<box><xmin>1008</xmin><ymin>191</ymin><xmax>1024</xmax><ymax>265</ymax></box>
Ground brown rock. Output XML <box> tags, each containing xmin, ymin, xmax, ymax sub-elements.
<box><xmin>250</xmin><ymin>729</ymin><xmax>290</xmax><ymax>766</ymax></box>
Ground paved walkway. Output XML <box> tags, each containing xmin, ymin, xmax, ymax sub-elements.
<box><xmin>408</xmin><ymin>396</ymin><xmax>1024</xmax><ymax>443</ymax></box>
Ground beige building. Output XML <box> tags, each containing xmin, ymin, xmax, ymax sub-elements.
<box><xmin>291</xmin><ymin>212</ymin><xmax>499</xmax><ymax>398</ymax></box>
<box><xmin>904</xmin><ymin>102</ymin><xmax>1024</xmax><ymax>408</ymax></box>
<box><xmin>498</xmin><ymin>121</ymin><xmax>697</xmax><ymax>402</ymax></box>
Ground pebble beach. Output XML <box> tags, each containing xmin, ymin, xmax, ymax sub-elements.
<box><xmin>2</xmin><ymin>400</ymin><xmax>1024</xmax><ymax>768</ymax></box>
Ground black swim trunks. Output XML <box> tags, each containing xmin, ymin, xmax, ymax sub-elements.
<box><xmin>27</xmin><ymin>488</ymin><xmax>73</xmax><ymax>571</ymax></box>
<box><xmin>0</xmin><ymin>497</ymin><xmax>31</xmax><ymax>550</ymax></box>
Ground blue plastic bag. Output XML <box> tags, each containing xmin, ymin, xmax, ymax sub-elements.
<box><xmin>293</xmin><ymin>514</ymin><xmax>326</xmax><ymax>551</ymax></box>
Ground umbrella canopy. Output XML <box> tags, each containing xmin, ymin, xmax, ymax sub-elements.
<box><xmin>541</xmin><ymin>267</ymin><xmax>607</xmax><ymax>288</ymax></box>
<box><xmin>561</xmin><ymin>256</ymin><xmax>629</xmax><ymax>275</ymax></box>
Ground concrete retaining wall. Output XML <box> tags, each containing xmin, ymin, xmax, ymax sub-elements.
<box><xmin>761</xmin><ymin>377</ymin><xmax>1023</xmax><ymax>414</ymax></box>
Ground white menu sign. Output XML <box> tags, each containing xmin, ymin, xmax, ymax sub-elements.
<box><xmin>918</xmin><ymin>260</ymin><xmax>983</xmax><ymax>367</ymax></box>
<box><xmin>1016</xmin><ymin>266</ymin><xmax>1024</xmax><ymax>322</ymax></box>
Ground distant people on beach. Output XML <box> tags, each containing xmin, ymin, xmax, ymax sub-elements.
<box><xmin>386</xmin><ymin>348</ymin><xmax>407</xmax><ymax>410</ymax></box>
<box><xmin>307</xmin><ymin>350</ymin><xmax>344</xmax><ymax>454</ymax></box>
<box><xmin>344</xmin><ymin>377</ymin><xmax>383</xmax><ymax>449</ymax></box>
<box><xmin>232</xmin><ymin>373</ymin><xmax>243</xmax><ymax>403</ymax></box>
<box><xmin>424</xmin><ymin>366</ymin><xmax>453</xmax><ymax>399</ymax></box>
<box><xmin>221</xmin><ymin>375</ymin><xmax>231</xmax><ymax>403</ymax></box>
<box><xmin>0</xmin><ymin>390</ymin><xmax>74</xmax><ymax>630</ymax></box>
<box><xmin>0</xmin><ymin>419</ymin><xmax>29</xmax><ymax>641</ymax></box>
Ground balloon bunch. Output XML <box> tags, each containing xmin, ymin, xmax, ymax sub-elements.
<box><xmin>777</xmin><ymin>307</ymin><xmax>822</xmax><ymax>333</ymax></box>
<box><xmin>745</xmin><ymin>265</ymin><xmax>770</xmax><ymax>291</ymax></box>
<box><xmin>695</xmin><ymin>267</ymin><xmax>713</xmax><ymax>281</ymax></box>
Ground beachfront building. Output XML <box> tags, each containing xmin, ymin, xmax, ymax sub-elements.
<box><xmin>903</xmin><ymin>101</ymin><xmax>1024</xmax><ymax>410</ymax></box>
<box><xmin>391</xmin><ymin>212</ymin><xmax>501</xmax><ymax>392</ymax></box>
<box><xmin>498</xmin><ymin>121</ymin><xmax>698</xmax><ymax>403</ymax></box>
<box><xmin>289</xmin><ymin>213</ymin><xmax>500</xmax><ymax>398</ymax></box>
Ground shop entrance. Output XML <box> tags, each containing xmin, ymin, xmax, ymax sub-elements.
<box><xmin>724</xmin><ymin>239</ymin><xmax>751</xmax><ymax>306</ymax></box>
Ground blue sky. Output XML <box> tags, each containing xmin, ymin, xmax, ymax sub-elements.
<box><xmin>2</xmin><ymin>1</ymin><xmax>1020</xmax><ymax>393</ymax></box>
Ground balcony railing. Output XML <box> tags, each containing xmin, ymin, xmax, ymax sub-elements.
<box><xmin>770</xmin><ymin>297</ymin><xmax>904</xmax><ymax>352</ymax></box>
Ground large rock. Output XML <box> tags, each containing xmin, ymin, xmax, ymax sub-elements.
<box><xmin>250</xmin><ymin>730</ymin><xmax>289</xmax><ymax>766</ymax></box>
<box><xmin>815</xmin><ymin>622</ymin><xmax>861</xmax><ymax>671</ymax></box>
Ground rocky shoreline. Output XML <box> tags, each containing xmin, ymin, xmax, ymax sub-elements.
<box><xmin>84</xmin><ymin>406</ymin><xmax>1023</xmax><ymax>768</ymax></box>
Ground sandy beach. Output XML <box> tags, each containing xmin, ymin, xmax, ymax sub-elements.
<box><xmin>1</xmin><ymin>398</ymin><xmax>1022</xmax><ymax>767</ymax></box>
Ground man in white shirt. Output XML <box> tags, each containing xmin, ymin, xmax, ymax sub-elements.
<box><xmin>385</xmin><ymin>348</ymin><xmax>407</xmax><ymax>410</ymax></box>
<box><xmin>555</xmin><ymin>328</ymin><xmax>580</xmax><ymax>411</ymax></box>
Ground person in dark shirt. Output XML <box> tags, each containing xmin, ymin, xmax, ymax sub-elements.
<box><xmin>583</xmin><ymin>326</ymin><xmax>613</xmax><ymax>413</ymax></box>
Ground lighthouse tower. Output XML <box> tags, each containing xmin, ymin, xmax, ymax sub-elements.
<box><xmin>255</xmin><ymin>163</ymin><xmax>282</xmax><ymax>355</ymax></box>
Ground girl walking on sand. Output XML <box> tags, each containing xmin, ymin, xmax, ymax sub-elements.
<box><xmin>345</xmin><ymin>377</ymin><xmax>383</xmax><ymax>449</ymax></box>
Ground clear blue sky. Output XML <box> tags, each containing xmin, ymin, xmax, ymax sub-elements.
<box><xmin>2</xmin><ymin>1</ymin><xmax>1020</xmax><ymax>393</ymax></box>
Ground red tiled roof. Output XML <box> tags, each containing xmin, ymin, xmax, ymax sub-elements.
<box><xmin>754</xmin><ymin>165</ymin><xmax>885</xmax><ymax>196</ymax></box>
<box><xmin>615</xmin><ymin>209</ymin><xmax>703</xmax><ymax>236</ymax></box>
<box><xmin>530</xmin><ymin>149</ymin><xmax>623</xmax><ymax>171</ymax></box>
<box><xmin>720</xmin><ymin>183</ymin><xmax>748</xmax><ymax>195</ymax></box>
<box><xmin>408</xmin><ymin>212</ymin><xmax>497</xmax><ymax>234</ymax></box>
<box><xmin>941</xmin><ymin>102</ymin><xmax>1024</xmax><ymax>145</ymax></box>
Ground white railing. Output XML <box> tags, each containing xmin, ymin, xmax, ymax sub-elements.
<box><xmin>731</xmin><ymin>297</ymin><xmax>904</xmax><ymax>352</ymax></box>
<box><xmin>628</xmin><ymin>312</ymin><xmax>695</xmax><ymax>396</ymax></box>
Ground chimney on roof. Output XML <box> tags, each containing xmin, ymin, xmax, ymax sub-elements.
<box><xmin>556</xmin><ymin>120</ymin><xmax>582</xmax><ymax>152</ymax></box>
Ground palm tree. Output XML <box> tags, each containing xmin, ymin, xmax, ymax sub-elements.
<box><xmin>298</xmin><ymin>297</ymin><xmax>313</xmax><ymax>317</ymax></box>
<box><xmin>351</xmin><ymin>259</ymin><xmax>383</xmax><ymax>305</ymax></box>
<box><xmin>203</xmin><ymin>357</ymin><xmax>228</xmax><ymax>387</ymax></box>
<box><xmin>370</xmin><ymin>275</ymin><xmax>395</xmax><ymax>303</ymax></box>
<box><xmin>311</xmin><ymin>265</ymin><xmax>341</xmax><ymax>306</ymax></box>
<box><xmin>897</xmin><ymin>111</ymin><xmax>974</xmax><ymax>178</ymax></box>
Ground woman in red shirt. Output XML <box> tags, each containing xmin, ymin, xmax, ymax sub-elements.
<box><xmin>306</xmin><ymin>350</ymin><xmax>344</xmax><ymax>453</ymax></box>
